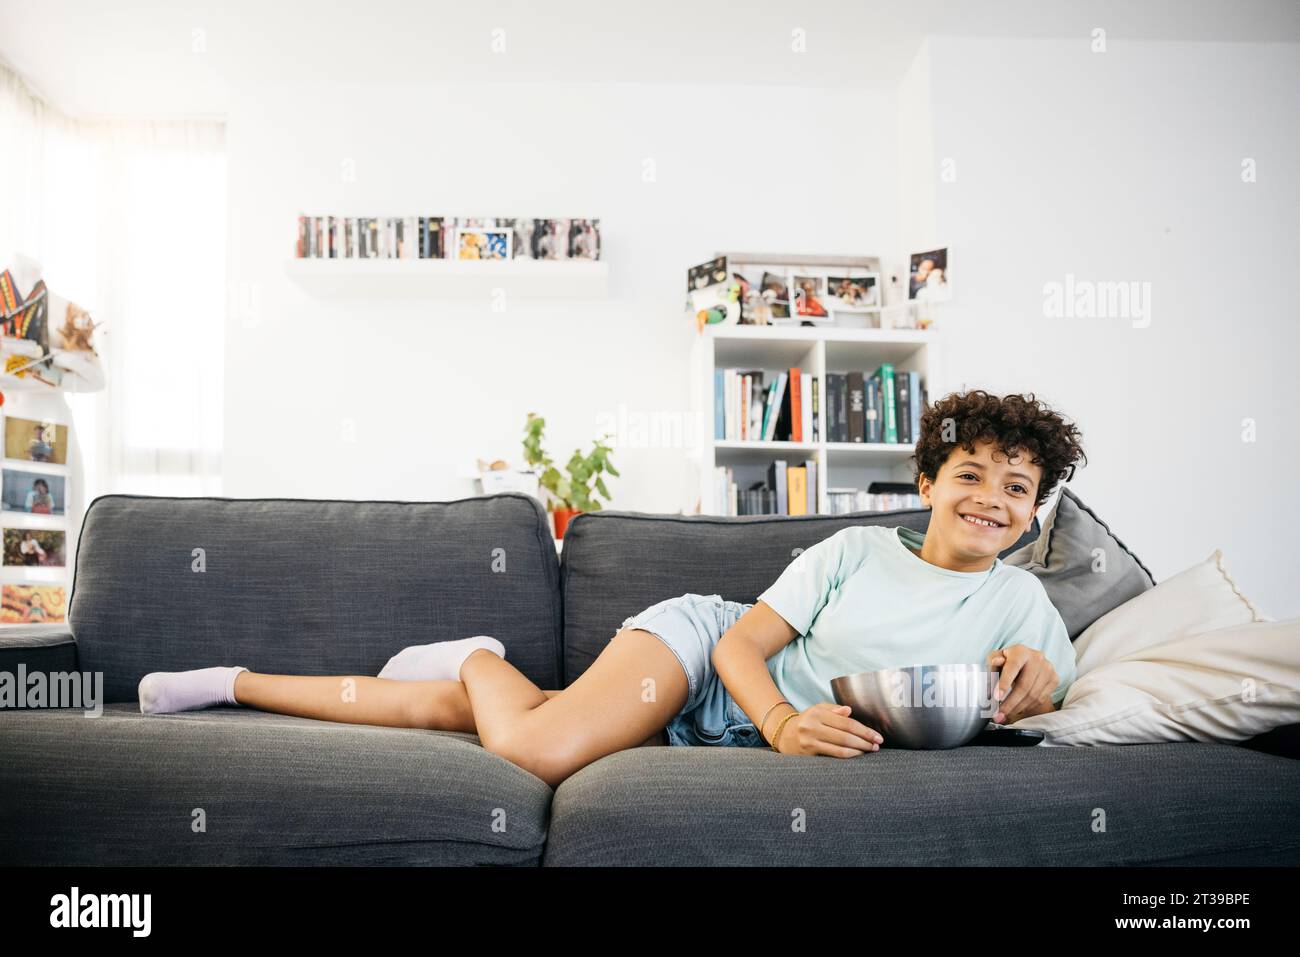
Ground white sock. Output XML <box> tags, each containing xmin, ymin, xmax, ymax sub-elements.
<box><xmin>377</xmin><ymin>636</ymin><xmax>506</xmax><ymax>682</ymax></box>
<box><xmin>138</xmin><ymin>665</ymin><xmax>249</xmax><ymax>714</ymax></box>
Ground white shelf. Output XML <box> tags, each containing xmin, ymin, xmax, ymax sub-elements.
<box><xmin>822</xmin><ymin>442</ymin><xmax>918</xmax><ymax>454</ymax></box>
<box><xmin>703</xmin><ymin>325</ymin><xmax>931</xmax><ymax>343</ymax></box>
<box><xmin>284</xmin><ymin>257</ymin><xmax>608</xmax><ymax>299</ymax></box>
<box><xmin>715</xmin><ymin>440</ymin><xmax>916</xmax><ymax>454</ymax></box>
<box><xmin>715</xmin><ymin>440</ymin><xmax>818</xmax><ymax>452</ymax></box>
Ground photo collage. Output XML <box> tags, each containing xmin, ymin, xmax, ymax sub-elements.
<box><xmin>689</xmin><ymin>255</ymin><xmax>885</xmax><ymax>330</ymax></box>
<box><xmin>0</xmin><ymin>413</ymin><xmax>70</xmax><ymax>624</ymax></box>
<box><xmin>294</xmin><ymin>215</ymin><xmax>601</xmax><ymax>262</ymax></box>
<box><xmin>688</xmin><ymin>249</ymin><xmax>950</xmax><ymax>332</ymax></box>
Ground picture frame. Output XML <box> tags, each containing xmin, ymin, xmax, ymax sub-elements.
<box><xmin>826</xmin><ymin>273</ymin><xmax>881</xmax><ymax>311</ymax></box>
<box><xmin>454</xmin><ymin>226</ymin><xmax>513</xmax><ymax>261</ymax></box>
<box><xmin>792</xmin><ymin>274</ymin><xmax>832</xmax><ymax>323</ymax></box>
<box><xmin>909</xmin><ymin>247</ymin><xmax>951</xmax><ymax>303</ymax></box>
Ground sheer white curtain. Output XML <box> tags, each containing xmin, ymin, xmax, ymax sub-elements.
<box><xmin>0</xmin><ymin>59</ymin><xmax>226</xmax><ymax>500</ymax></box>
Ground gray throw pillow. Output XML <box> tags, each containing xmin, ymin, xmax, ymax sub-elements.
<box><xmin>1005</xmin><ymin>488</ymin><xmax>1156</xmax><ymax>641</ymax></box>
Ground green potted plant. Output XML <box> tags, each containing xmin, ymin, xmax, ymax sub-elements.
<box><xmin>523</xmin><ymin>412</ymin><xmax>619</xmax><ymax>539</ymax></box>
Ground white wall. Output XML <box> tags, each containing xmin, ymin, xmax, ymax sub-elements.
<box><xmin>223</xmin><ymin>80</ymin><xmax>899</xmax><ymax>514</ymax></box>
<box><xmin>219</xmin><ymin>31</ymin><xmax>1298</xmax><ymax>617</ymax></box>
<box><xmin>916</xmin><ymin>36</ymin><xmax>1300</xmax><ymax>615</ymax></box>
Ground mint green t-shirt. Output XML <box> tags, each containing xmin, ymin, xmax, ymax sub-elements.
<box><xmin>757</xmin><ymin>525</ymin><xmax>1077</xmax><ymax>714</ymax></box>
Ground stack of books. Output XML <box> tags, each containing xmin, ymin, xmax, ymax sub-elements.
<box><xmin>715</xmin><ymin>367</ymin><xmax>819</xmax><ymax>443</ymax></box>
<box><xmin>713</xmin><ymin>459</ymin><xmax>818</xmax><ymax>516</ymax></box>
<box><xmin>826</xmin><ymin>364</ymin><xmax>926</xmax><ymax>444</ymax></box>
<box><xmin>827</xmin><ymin>483</ymin><xmax>925</xmax><ymax>515</ymax></box>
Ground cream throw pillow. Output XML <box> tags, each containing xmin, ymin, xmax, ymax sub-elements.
<box><xmin>1010</xmin><ymin>552</ymin><xmax>1298</xmax><ymax>746</ymax></box>
<box><xmin>1010</xmin><ymin>619</ymin><xmax>1300</xmax><ymax>746</ymax></box>
<box><xmin>1071</xmin><ymin>549</ymin><xmax>1268</xmax><ymax>678</ymax></box>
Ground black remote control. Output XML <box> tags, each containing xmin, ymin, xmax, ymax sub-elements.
<box><xmin>970</xmin><ymin>726</ymin><xmax>1045</xmax><ymax>747</ymax></box>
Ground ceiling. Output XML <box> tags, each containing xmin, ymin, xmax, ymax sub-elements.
<box><xmin>2</xmin><ymin>0</ymin><xmax>1298</xmax><ymax>119</ymax></box>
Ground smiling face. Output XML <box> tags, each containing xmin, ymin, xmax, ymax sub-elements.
<box><xmin>916</xmin><ymin>439</ymin><xmax>1042</xmax><ymax>572</ymax></box>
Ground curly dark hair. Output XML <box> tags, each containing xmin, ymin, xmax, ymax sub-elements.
<box><xmin>912</xmin><ymin>390</ymin><xmax>1086</xmax><ymax>507</ymax></box>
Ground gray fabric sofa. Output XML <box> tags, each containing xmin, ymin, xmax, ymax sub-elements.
<box><xmin>2</xmin><ymin>492</ymin><xmax>1297</xmax><ymax>866</ymax></box>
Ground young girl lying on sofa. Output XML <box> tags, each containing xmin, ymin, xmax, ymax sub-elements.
<box><xmin>138</xmin><ymin>390</ymin><xmax>1085</xmax><ymax>789</ymax></box>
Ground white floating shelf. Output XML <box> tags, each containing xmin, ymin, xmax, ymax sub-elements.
<box><xmin>284</xmin><ymin>257</ymin><xmax>608</xmax><ymax>300</ymax></box>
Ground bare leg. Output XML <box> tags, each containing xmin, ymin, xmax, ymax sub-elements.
<box><xmin>459</xmin><ymin>628</ymin><xmax>688</xmax><ymax>788</ymax></box>
<box><xmin>231</xmin><ymin>673</ymin><xmax>668</xmax><ymax>746</ymax></box>
<box><xmin>232</xmin><ymin>672</ymin><xmax>539</xmax><ymax>732</ymax></box>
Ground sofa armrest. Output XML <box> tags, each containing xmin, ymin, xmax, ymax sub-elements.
<box><xmin>0</xmin><ymin>627</ymin><xmax>79</xmax><ymax>677</ymax></box>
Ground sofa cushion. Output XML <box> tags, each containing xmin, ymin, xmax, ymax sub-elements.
<box><xmin>1005</xmin><ymin>488</ymin><xmax>1156</xmax><ymax>640</ymax></box>
<box><xmin>0</xmin><ymin>703</ymin><xmax>549</xmax><ymax>865</ymax></box>
<box><xmin>0</xmin><ymin>627</ymin><xmax>78</xmax><ymax>676</ymax></box>
<box><xmin>560</xmin><ymin>508</ymin><xmax>1037</xmax><ymax>686</ymax></box>
<box><xmin>68</xmin><ymin>493</ymin><xmax>562</xmax><ymax>702</ymax></box>
<box><xmin>541</xmin><ymin>741</ymin><xmax>1300</xmax><ymax>865</ymax></box>
<box><xmin>1010</xmin><ymin>618</ymin><xmax>1300</xmax><ymax>747</ymax></box>
<box><xmin>1071</xmin><ymin>550</ymin><xmax>1267</xmax><ymax>678</ymax></box>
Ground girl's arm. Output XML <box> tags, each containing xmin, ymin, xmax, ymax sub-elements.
<box><xmin>714</xmin><ymin>601</ymin><xmax>881</xmax><ymax>756</ymax></box>
<box><xmin>713</xmin><ymin>602</ymin><xmax>799</xmax><ymax>744</ymax></box>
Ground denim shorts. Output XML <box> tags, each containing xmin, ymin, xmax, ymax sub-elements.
<box><xmin>618</xmin><ymin>592</ymin><xmax>769</xmax><ymax>749</ymax></box>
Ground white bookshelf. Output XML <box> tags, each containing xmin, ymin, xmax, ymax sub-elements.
<box><xmin>690</xmin><ymin>323</ymin><xmax>944</xmax><ymax>516</ymax></box>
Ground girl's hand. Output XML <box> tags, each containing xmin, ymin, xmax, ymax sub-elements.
<box><xmin>775</xmin><ymin>702</ymin><xmax>882</xmax><ymax>757</ymax></box>
<box><xmin>986</xmin><ymin>646</ymin><xmax>1057</xmax><ymax>724</ymax></box>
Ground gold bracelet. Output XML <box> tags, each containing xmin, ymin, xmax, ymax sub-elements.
<box><xmin>758</xmin><ymin>699</ymin><xmax>792</xmax><ymax>741</ymax></box>
<box><xmin>770</xmin><ymin>711</ymin><xmax>800</xmax><ymax>752</ymax></box>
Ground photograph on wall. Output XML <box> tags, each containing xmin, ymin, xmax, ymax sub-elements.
<box><xmin>688</xmin><ymin>256</ymin><xmax>727</xmax><ymax>292</ymax></box>
<box><xmin>909</xmin><ymin>247</ymin><xmax>951</xmax><ymax>302</ymax></box>
<box><xmin>3</xmin><ymin>527</ymin><xmax>66</xmax><ymax>566</ymax></box>
<box><xmin>760</xmin><ymin>271</ymin><xmax>791</xmax><ymax>320</ymax></box>
<box><xmin>455</xmin><ymin>227</ymin><xmax>512</xmax><ymax>260</ymax></box>
<box><xmin>4</xmin><ymin>416</ymin><xmax>69</xmax><ymax>464</ymax></box>
<box><xmin>792</xmin><ymin>274</ymin><xmax>830</xmax><ymax>320</ymax></box>
<box><xmin>421</xmin><ymin>216</ymin><xmax>446</xmax><ymax>259</ymax></box>
<box><xmin>497</xmin><ymin>218</ymin><xmax>533</xmax><ymax>259</ymax></box>
<box><xmin>530</xmin><ymin>219</ymin><xmax>571</xmax><ymax>260</ymax></box>
<box><xmin>827</xmin><ymin>274</ymin><xmax>880</xmax><ymax>310</ymax></box>
<box><xmin>567</xmin><ymin>219</ymin><xmax>600</xmax><ymax>260</ymax></box>
<box><xmin>1</xmin><ymin>469</ymin><xmax>66</xmax><ymax>514</ymax></box>
<box><xmin>1</xmin><ymin>583</ymin><xmax>67</xmax><ymax>623</ymax></box>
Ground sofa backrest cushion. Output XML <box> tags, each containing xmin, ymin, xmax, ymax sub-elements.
<box><xmin>1005</xmin><ymin>488</ymin><xmax>1156</xmax><ymax>641</ymax></box>
<box><xmin>70</xmin><ymin>493</ymin><xmax>562</xmax><ymax>702</ymax></box>
<box><xmin>559</xmin><ymin>509</ymin><xmax>1038</xmax><ymax>686</ymax></box>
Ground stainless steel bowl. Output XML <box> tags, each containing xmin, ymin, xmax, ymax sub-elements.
<box><xmin>830</xmin><ymin>663</ymin><xmax>998</xmax><ymax>750</ymax></box>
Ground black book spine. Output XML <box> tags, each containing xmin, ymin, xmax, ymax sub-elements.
<box><xmin>838</xmin><ymin>373</ymin><xmax>846</xmax><ymax>443</ymax></box>
<box><xmin>824</xmin><ymin>374</ymin><xmax>836</xmax><ymax>442</ymax></box>
<box><xmin>847</xmin><ymin>371</ymin><xmax>865</xmax><ymax>443</ymax></box>
<box><xmin>774</xmin><ymin>377</ymin><xmax>791</xmax><ymax>441</ymax></box>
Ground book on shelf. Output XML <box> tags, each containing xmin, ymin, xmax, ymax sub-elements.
<box><xmin>712</xmin><ymin>457</ymin><xmax>818</xmax><ymax>516</ymax></box>
<box><xmin>785</xmin><ymin>369</ymin><xmax>795</xmax><ymax>442</ymax></box>
<box><xmin>825</xmin><ymin>367</ymin><xmax>926</xmax><ymax>444</ymax></box>
<box><xmin>715</xmin><ymin>365</ymin><xmax>817</xmax><ymax>443</ymax></box>
<box><xmin>894</xmin><ymin>368</ymin><xmax>912</xmax><ymax>444</ymax></box>
<box><xmin>827</xmin><ymin>482</ymin><xmax>924</xmax><ymax>514</ymax></box>
<box><xmin>878</xmin><ymin>363</ymin><xmax>898</xmax><ymax>443</ymax></box>
<box><xmin>715</xmin><ymin>363</ymin><xmax>925</xmax><ymax>446</ymax></box>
